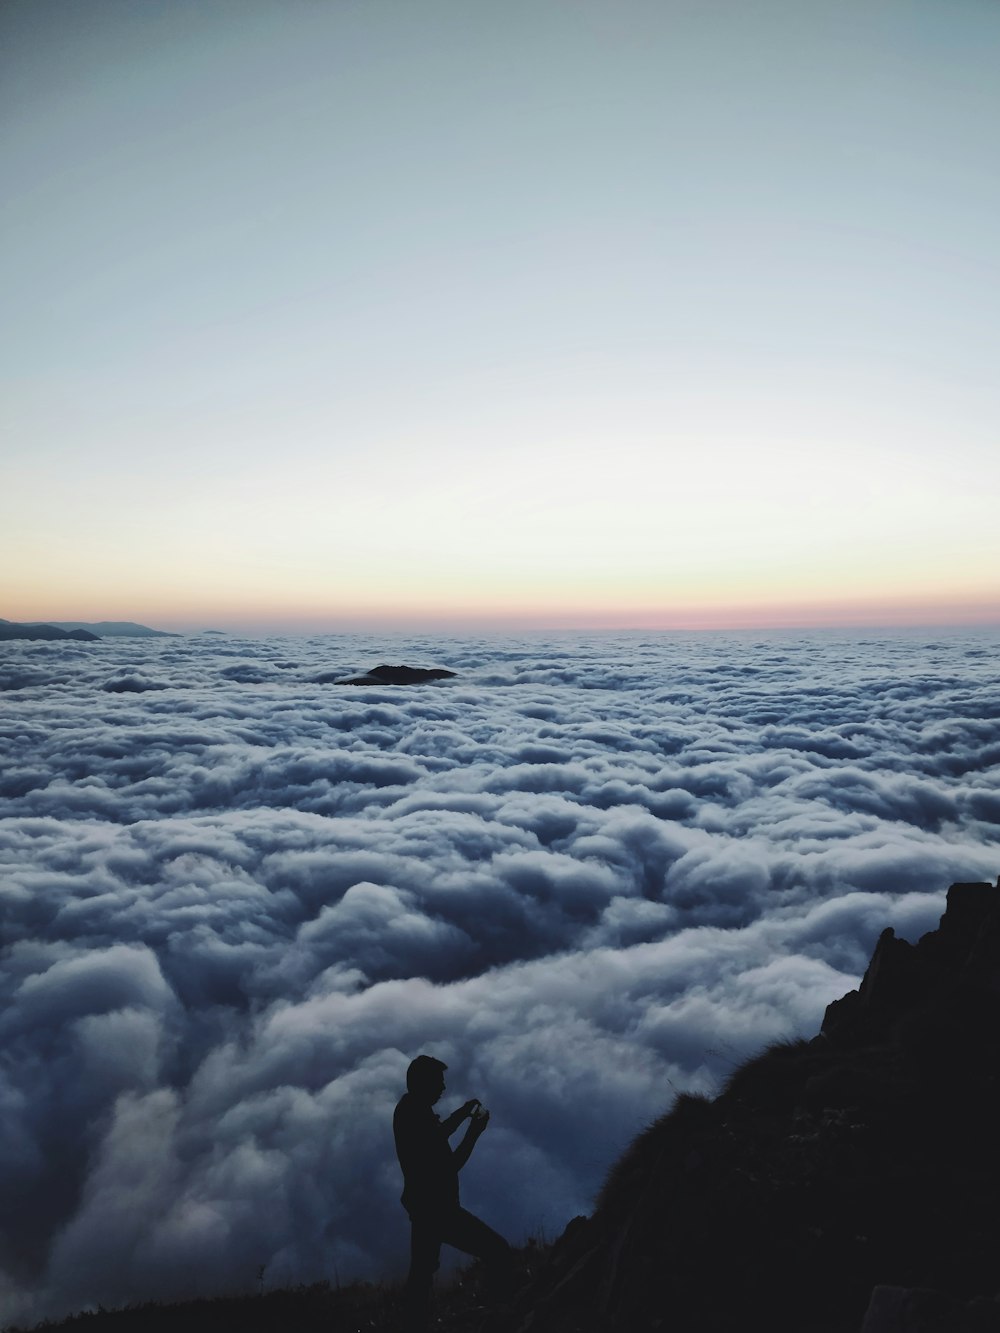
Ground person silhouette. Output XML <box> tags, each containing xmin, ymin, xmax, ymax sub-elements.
<box><xmin>393</xmin><ymin>1055</ymin><xmax>512</xmax><ymax>1332</ymax></box>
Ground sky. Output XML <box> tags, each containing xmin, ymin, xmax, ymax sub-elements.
<box><xmin>3</xmin><ymin>0</ymin><xmax>1000</xmax><ymax>631</ymax></box>
<box><xmin>2</xmin><ymin>628</ymin><xmax>999</xmax><ymax>1322</ymax></box>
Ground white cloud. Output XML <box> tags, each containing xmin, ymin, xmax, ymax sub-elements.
<box><xmin>0</xmin><ymin>628</ymin><xmax>998</xmax><ymax>1323</ymax></box>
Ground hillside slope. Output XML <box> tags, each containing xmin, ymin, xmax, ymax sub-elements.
<box><xmin>503</xmin><ymin>878</ymin><xmax>1000</xmax><ymax>1333</ymax></box>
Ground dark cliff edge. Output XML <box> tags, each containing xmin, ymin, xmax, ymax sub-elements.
<box><xmin>504</xmin><ymin>877</ymin><xmax>1000</xmax><ymax>1333</ymax></box>
<box><xmin>11</xmin><ymin>878</ymin><xmax>999</xmax><ymax>1333</ymax></box>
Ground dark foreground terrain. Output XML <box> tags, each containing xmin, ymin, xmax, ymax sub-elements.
<box><xmin>12</xmin><ymin>877</ymin><xmax>999</xmax><ymax>1333</ymax></box>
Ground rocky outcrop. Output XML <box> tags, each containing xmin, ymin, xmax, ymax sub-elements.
<box><xmin>500</xmin><ymin>877</ymin><xmax>1000</xmax><ymax>1333</ymax></box>
<box><xmin>822</xmin><ymin>881</ymin><xmax>1000</xmax><ymax>1040</ymax></box>
<box><xmin>336</xmin><ymin>664</ymin><xmax>457</xmax><ymax>686</ymax></box>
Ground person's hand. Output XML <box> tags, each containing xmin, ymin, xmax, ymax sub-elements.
<box><xmin>470</xmin><ymin>1107</ymin><xmax>490</xmax><ymax>1134</ymax></box>
<box><xmin>459</xmin><ymin>1099</ymin><xmax>481</xmax><ymax>1120</ymax></box>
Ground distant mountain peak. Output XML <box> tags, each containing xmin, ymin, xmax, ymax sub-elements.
<box><xmin>0</xmin><ymin>620</ymin><xmax>100</xmax><ymax>642</ymax></box>
<box><xmin>43</xmin><ymin>620</ymin><xmax>179</xmax><ymax>637</ymax></box>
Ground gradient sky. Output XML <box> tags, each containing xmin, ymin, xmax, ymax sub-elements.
<box><xmin>3</xmin><ymin>0</ymin><xmax>999</xmax><ymax>631</ymax></box>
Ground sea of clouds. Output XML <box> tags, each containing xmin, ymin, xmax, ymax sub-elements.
<box><xmin>2</xmin><ymin>628</ymin><xmax>999</xmax><ymax>1324</ymax></box>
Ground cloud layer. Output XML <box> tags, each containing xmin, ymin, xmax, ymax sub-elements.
<box><xmin>2</xmin><ymin>629</ymin><xmax>998</xmax><ymax>1322</ymax></box>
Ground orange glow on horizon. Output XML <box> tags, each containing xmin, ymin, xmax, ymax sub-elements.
<box><xmin>7</xmin><ymin>588</ymin><xmax>997</xmax><ymax>635</ymax></box>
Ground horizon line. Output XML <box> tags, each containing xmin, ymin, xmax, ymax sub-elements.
<box><xmin>8</xmin><ymin>611</ymin><xmax>1000</xmax><ymax>637</ymax></box>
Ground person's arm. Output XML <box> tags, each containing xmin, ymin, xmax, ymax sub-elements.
<box><xmin>441</xmin><ymin>1099</ymin><xmax>480</xmax><ymax>1137</ymax></box>
<box><xmin>452</xmin><ymin>1109</ymin><xmax>489</xmax><ymax>1171</ymax></box>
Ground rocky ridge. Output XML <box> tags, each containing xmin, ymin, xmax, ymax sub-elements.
<box><xmin>500</xmin><ymin>877</ymin><xmax>1000</xmax><ymax>1333</ymax></box>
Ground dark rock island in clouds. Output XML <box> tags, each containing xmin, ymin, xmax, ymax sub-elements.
<box><xmin>0</xmin><ymin>629</ymin><xmax>998</xmax><ymax>1327</ymax></box>
<box><xmin>338</xmin><ymin>664</ymin><xmax>458</xmax><ymax>685</ymax></box>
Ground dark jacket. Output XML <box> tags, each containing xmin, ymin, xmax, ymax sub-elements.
<box><xmin>393</xmin><ymin>1093</ymin><xmax>460</xmax><ymax>1216</ymax></box>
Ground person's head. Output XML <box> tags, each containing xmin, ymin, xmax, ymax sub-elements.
<box><xmin>406</xmin><ymin>1055</ymin><xmax>447</xmax><ymax>1104</ymax></box>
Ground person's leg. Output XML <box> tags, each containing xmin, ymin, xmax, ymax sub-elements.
<box><xmin>441</xmin><ymin>1208</ymin><xmax>511</xmax><ymax>1264</ymax></box>
<box><xmin>440</xmin><ymin>1207</ymin><xmax>514</xmax><ymax>1300</ymax></box>
<box><xmin>404</xmin><ymin>1214</ymin><xmax>442</xmax><ymax>1333</ymax></box>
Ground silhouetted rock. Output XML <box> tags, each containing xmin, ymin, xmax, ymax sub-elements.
<box><xmin>337</xmin><ymin>664</ymin><xmax>457</xmax><ymax>686</ymax></box>
<box><xmin>500</xmin><ymin>876</ymin><xmax>1000</xmax><ymax>1333</ymax></box>
<box><xmin>822</xmin><ymin>879</ymin><xmax>1000</xmax><ymax>1040</ymax></box>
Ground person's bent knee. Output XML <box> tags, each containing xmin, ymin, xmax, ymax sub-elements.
<box><xmin>485</xmin><ymin>1235</ymin><xmax>513</xmax><ymax>1266</ymax></box>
